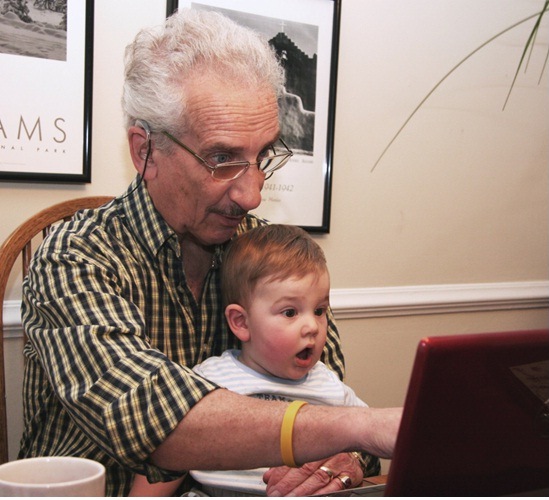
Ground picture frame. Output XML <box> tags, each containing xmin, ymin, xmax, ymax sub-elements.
<box><xmin>0</xmin><ymin>0</ymin><xmax>94</xmax><ymax>183</ymax></box>
<box><xmin>167</xmin><ymin>0</ymin><xmax>340</xmax><ymax>232</ymax></box>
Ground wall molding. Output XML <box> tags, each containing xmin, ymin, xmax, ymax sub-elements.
<box><xmin>3</xmin><ymin>281</ymin><xmax>548</xmax><ymax>338</ymax></box>
<box><xmin>329</xmin><ymin>281</ymin><xmax>549</xmax><ymax>319</ymax></box>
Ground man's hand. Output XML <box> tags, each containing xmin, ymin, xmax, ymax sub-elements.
<box><xmin>263</xmin><ymin>452</ymin><xmax>363</xmax><ymax>497</ymax></box>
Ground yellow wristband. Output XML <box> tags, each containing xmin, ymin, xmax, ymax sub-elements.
<box><xmin>280</xmin><ymin>400</ymin><xmax>308</xmax><ymax>467</ymax></box>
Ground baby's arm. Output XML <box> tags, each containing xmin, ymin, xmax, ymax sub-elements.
<box><xmin>129</xmin><ymin>473</ymin><xmax>184</xmax><ymax>497</ymax></box>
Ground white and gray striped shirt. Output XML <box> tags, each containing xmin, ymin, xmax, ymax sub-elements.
<box><xmin>191</xmin><ymin>349</ymin><xmax>368</xmax><ymax>495</ymax></box>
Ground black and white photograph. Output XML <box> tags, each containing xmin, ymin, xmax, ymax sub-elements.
<box><xmin>171</xmin><ymin>0</ymin><xmax>340</xmax><ymax>232</ymax></box>
<box><xmin>193</xmin><ymin>3</ymin><xmax>318</xmax><ymax>157</ymax></box>
<box><xmin>0</xmin><ymin>0</ymin><xmax>93</xmax><ymax>182</ymax></box>
<box><xmin>0</xmin><ymin>0</ymin><xmax>68</xmax><ymax>61</ymax></box>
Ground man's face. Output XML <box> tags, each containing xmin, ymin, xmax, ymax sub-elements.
<box><xmin>148</xmin><ymin>74</ymin><xmax>280</xmax><ymax>246</ymax></box>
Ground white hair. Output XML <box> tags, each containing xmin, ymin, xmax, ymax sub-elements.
<box><xmin>121</xmin><ymin>8</ymin><xmax>285</xmax><ymax>149</ymax></box>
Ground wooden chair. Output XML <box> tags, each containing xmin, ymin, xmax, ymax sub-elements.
<box><xmin>0</xmin><ymin>196</ymin><xmax>113</xmax><ymax>464</ymax></box>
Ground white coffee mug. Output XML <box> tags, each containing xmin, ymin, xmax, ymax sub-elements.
<box><xmin>0</xmin><ymin>456</ymin><xmax>106</xmax><ymax>497</ymax></box>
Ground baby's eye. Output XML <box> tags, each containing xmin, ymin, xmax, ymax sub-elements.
<box><xmin>283</xmin><ymin>309</ymin><xmax>297</xmax><ymax>318</ymax></box>
<box><xmin>314</xmin><ymin>307</ymin><xmax>327</xmax><ymax>316</ymax></box>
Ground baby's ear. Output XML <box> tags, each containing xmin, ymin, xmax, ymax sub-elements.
<box><xmin>225</xmin><ymin>304</ymin><xmax>250</xmax><ymax>342</ymax></box>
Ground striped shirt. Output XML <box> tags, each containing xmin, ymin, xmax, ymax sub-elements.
<box><xmin>191</xmin><ymin>350</ymin><xmax>378</xmax><ymax>495</ymax></box>
<box><xmin>18</xmin><ymin>179</ymin><xmax>345</xmax><ymax>496</ymax></box>
<box><xmin>194</xmin><ymin>349</ymin><xmax>365</xmax><ymax>406</ymax></box>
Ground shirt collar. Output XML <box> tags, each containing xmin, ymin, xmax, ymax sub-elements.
<box><xmin>116</xmin><ymin>177</ymin><xmax>177</xmax><ymax>258</ymax></box>
<box><xmin>116</xmin><ymin>176</ymin><xmax>260</xmax><ymax>263</ymax></box>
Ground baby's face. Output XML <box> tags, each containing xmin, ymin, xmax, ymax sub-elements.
<box><xmin>238</xmin><ymin>271</ymin><xmax>330</xmax><ymax>380</ymax></box>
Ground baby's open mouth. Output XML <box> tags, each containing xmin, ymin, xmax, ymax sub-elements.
<box><xmin>296</xmin><ymin>347</ymin><xmax>312</xmax><ymax>360</ymax></box>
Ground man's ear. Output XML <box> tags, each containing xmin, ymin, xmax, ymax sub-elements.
<box><xmin>128</xmin><ymin>125</ymin><xmax>157</xmax><ymax>179</ymax></box>
<box><xmin>225</xmin><ymin>304</ymin><xmax>250</xmax><ymax>342</ymax></box>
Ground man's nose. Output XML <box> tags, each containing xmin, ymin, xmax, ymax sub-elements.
<box><xmin>229</xmin><ymin>167</ymin><xmax>264</xmax><ymax>211</ymax></box>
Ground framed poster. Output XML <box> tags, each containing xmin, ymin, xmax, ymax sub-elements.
<box><xmin>167</xmin><ymin>0</ymin><xmax>340</xmax><ymax>232</ymax></box>
<box><xmin>0</xmin><ymin>0</ymin><xmax>94</xmax><ymax>183</ymax></box>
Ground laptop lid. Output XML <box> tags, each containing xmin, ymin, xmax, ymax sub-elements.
<box><xmin>384</xmin><ymin>329</ymin><xmax>549</xmax><ymax>496</ymax></box>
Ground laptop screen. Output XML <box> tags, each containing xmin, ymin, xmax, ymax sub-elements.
<box><xmin>385</xmin><ymin>329</ymin><xmax>549</xmax><ymax>496</ymax></box>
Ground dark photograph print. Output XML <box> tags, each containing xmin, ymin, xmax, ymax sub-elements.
<box><xmin>167</xmin><ymin>0</ymin><xmax>339</xmax><ymax>232</ymax></box>
<box><xmin>194</xmin><ymin>3</ymin><xmax>317</xmax><ymax>156</ymax></box>
<box><xmin>0</xmin><ymin>0</ymin><xmax>68</xmax><ymax>61</ymax></box>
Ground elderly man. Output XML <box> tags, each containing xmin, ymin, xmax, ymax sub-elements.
<box><xmin>19</xmin><ymin>8</ymin><xmax>401</xmax><ymax>496</ymax></box>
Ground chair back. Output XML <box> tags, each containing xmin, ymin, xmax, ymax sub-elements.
<box><xmin>0</xmin><ymin>196</ymin><xmax>113</xmax><ymax>464</ymax></box>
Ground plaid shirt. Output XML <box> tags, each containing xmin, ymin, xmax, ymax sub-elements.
<box><xmin>18</xmin><ymin>179</ymin><xmax>346</xmax><ymax>496</ymax></box>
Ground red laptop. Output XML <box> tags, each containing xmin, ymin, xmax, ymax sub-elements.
<box><xmin>385</xmin><ymin>329</ymin><xmax>549</xmax><ymax>496</ymax></box>
<box><xmin>326</xmin><ymin>329</ymin><xmax>549</xmax><ymax>496</ymax></box>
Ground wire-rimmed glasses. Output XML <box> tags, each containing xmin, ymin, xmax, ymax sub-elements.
<box><xmin>162</xmin><ymin>131</ymin><xmax>293</xmax><ymax>181</ymax></box>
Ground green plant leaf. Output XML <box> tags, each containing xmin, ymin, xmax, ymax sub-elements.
<box><xmin>371</xmin><ymin>3</ymin><xmax>549</xmax><ymax>172</ymax></box>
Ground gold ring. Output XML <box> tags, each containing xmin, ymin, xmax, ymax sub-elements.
<box><xmin>319</xmin><ymin>465</ymin><xmax>335</xmax><ymax>479</ymax></box>
<box><xmin>338</xmin><ymin>474</ymin><xmax>352</xmax><ymax>489</ymax></box>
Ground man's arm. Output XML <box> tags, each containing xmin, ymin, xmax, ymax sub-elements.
<box><xmin>151</xmin><ymin>389</ymin><xmax>401</xmax><ymax>471</ymax></box>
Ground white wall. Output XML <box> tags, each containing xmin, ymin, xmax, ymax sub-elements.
<box><xmin>325</xmin><ymin>0</ymin><xmax>548</xmax><ymax>288</ymax></box>
<box><xmin>2</xmin><ymin>0</ymin><xmax>548</xmax><ymax>467</ymax></box>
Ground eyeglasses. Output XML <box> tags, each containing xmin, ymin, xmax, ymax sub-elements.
<box><xmin>162</xmin><ymin>131</ymin><xmax>293</xmax><ymax>181</ymax></box>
